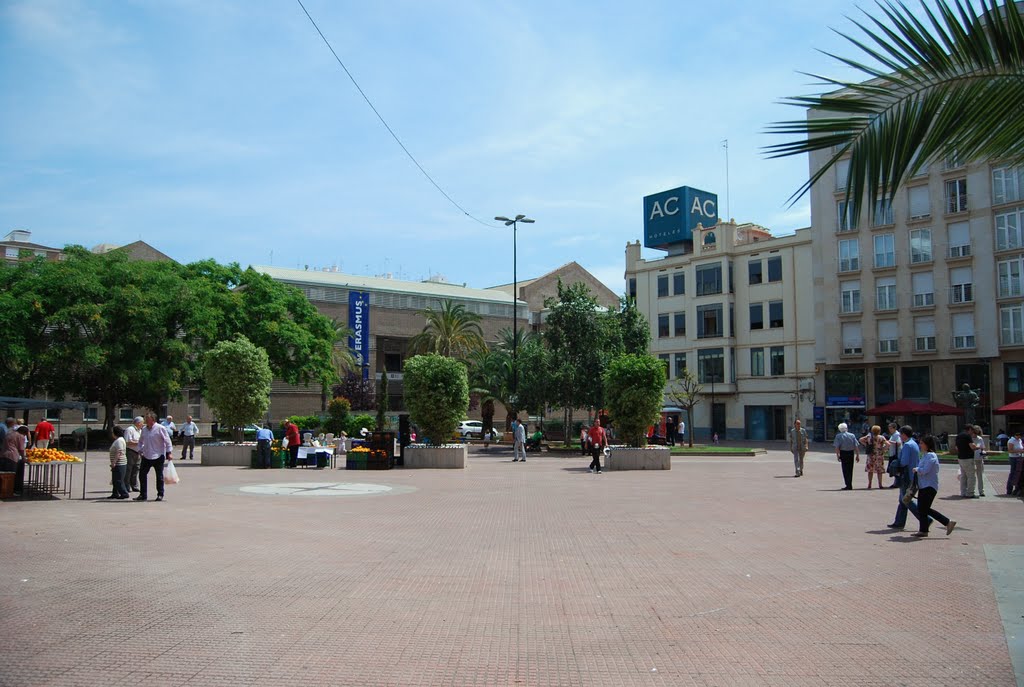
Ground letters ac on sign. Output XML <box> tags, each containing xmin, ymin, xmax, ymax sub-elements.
<box><xmin>643</xmin><ymin>186</ymin><xmax>718</xmax><ymax>250</ymax></box>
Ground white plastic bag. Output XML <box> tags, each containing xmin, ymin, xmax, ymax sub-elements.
<box><xmin>163</xmin><ymin>460</ymin><xmax>180</xmax><ymax>485</ymax></box>
<box><xmin>282</xmin><ymin>437</ymin><xmax>289</xmax><ymax>449</ymax></box>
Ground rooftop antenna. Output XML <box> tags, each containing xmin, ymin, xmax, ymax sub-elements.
<box><xmin>721</xmin><ymin>139</ymin><xmax>731</xmax><ymax>222</ymax></box>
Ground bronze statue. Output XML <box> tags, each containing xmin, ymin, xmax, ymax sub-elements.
<box><xmin>953</xmin><ymin>383</ymin><xmax>980</xmax><ymax>426</ymax></box>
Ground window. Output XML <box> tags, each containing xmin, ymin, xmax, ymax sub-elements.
<box><xmin>872</xmin><ymin>196</ymin><xmax>894</xmax><ymax>226</ymax></box>
<box><xmin>835</xmin><ymin>158</ymin><xmax>850</xmax><ymax>190</ymax></box>
<box><xmin>658</xmin><ymin>314</ymin><xmax>670</xmax><ymax>338</ymax></box>
<box><xmin>1006</xmin><ymin>363</ymin><xmax>1024</xmax><ymax>393</ymax></box>
<box><xmin>695</xmin><ymin>264</ymin><xmax>722</xmax><ymax>296</ymax></box>
<box><xmin>187</xmin><ymin>389</ymin><xmax>201</xmax><ymax>419</ymax></box>
<box><xmin>728</xmin><ymin>262</ymin><xmax>734</xmax><ymax>294</ymax></box>
<box><xmin>998</xmin><ymin>258</ymin><xmax>1023</xmax><ymax>298</ymax></box>
<box><xmin>658</xmin><ymin>354</ymin><xmax>670</xmax><ymax>378</ymax></box>
<box><xmin>878</xmin><ymin>320</ymin><xmax>899</xmax><ymax>353</ymax></box>
<box><xmin>993</xmin><ymin>165</ymin><xmax>1024</xmax><ymax>204</ymax></box>
<box><xmin>873</xmin><ymin>234</ymin><xmax>896</xmax><ymax>268</ymax></box>
<box><xmin>840</xmin><ymin>281</ymin><xmax>861</xmax><ymax>313</ymax></box>
<box><xmin>909</xmin><ymin>228</ymin><xmax>932</xmax><ymax>263</ymax></box>
<box><xmin>841</xmin><ymin>322</ymin><xmax>862</xmax><ymax>355</ymax></box>
<box><xmin>44</xmin><ymin>405</ymin><xmax>62</xmax><ymax>421</ymax></box>
<box><xmin>914</xmin><ymin>317</ymin><xmax>936</xmax><ymax>351</ymax></box>
<box><xmin>912</xmin><ymin>272</ymin><xmax>934</xmax><ymax>307</ymax></box>
<box><xmin>749</xmin><ymin>303</ymin><xmax>764</xmax><ymax>330</ymax></box>
<box><xmin>996</xmin><ymin>208</ymin><xmax>1023</xmax><ymax>251</ymax></box>
<box><xmin>696</xmin><ymin>304</ymin><xmax>723</xmax><ymax>338</ymax></box>
<box><xmin>674</xmin><ymin>352</ymin><xmax>686</xmax><ymax>378</ymax></box>
<box><xmin>875</xmin><ymin>367</ymin><xmax>896</xmax><ymax>405</ymax></box>
<box><xmin>769</xmin><ymin>346</ymin><xmax>785</xmax><ymax>376</ymax></box>
<box><xmin>628</xmin><ymin>278</ymin><xmax>637</xmax><ymax>299</ymax></box>
<box><xmin>750</xmin><ymin>348</ymin><xmax>765</xmax><ymax>376</ymax></box>
<box><xmin>672</xmin><ymin>271</ymin><xmax>685</xmax><ymax>295</ymax></box>
<box><xmin>945</xmin><ymin>178</ymin><xmax>968</xmax><ymax>213</ymax></box>
<box><xmin>838</xmin><ymin>239</ymin><xmax>860</xmax><ymax>272</ymax></box>
<box><xmin>950</xmin><ymin>266</ymin><xmax>973</xmax><ymax>303</ymax></box>
<box><xmin>902</xmin><ymin>366</ymin><xmax>931</xmax><ymax>400</ymax></box>
<box><xmin>766</xmin><ymin>256</ymin><xmax>782</xmax><ymax>282</ymax></box>
<box><xmin>4</xmin><ymin>246</ymin><xmax>17</xmax><ymax>259</ymax></box>
<box><xmin>673</xmin><ymin>312</ymin><xmax>686</xmax><ymax>337</ymax></box>
<box><xmin>748</xmin><ymin>260</ymin><xmax>763</xmax><ymax>284</ymax></box>
<box><xmin>657</xmin><ymin>274</ymin><xmax>669</xmax><ymax>298</ymax></box>
<box><xmin>768</xmin><ymin>300</ymin><xmax>783</xmax><ymax>328</ymax></box>
<box><xmin>697</xmin><ymin>348</ymin><xmax>724</xmax><ymax>383</ymax></box>
<box><xmin>875</xmin><ymin>277</ymin><xmax>897</xmax><ymax>311</ymax></box>
<box><xmin>837</xmin><ymin>200</ymin><xmax>855</xmax><ymax>231</ymax></box>
<box><xmin>908</xmin><ymin>185</ymin><xmax>930</xmax><ymax>219</ymax></box>
<box><xmin>84</xmin><ymin>405</ymin><xmax>99</xmax><ymax>422</ymax></box>
<box><xmin>944</xmin><ymin>152</ymin><xmax>964</xmax><ymax>170</ymax></box>
<box><xmin>384</xmin><ymin>352</ymin><xmax>403</xmax><ymax>373</ymax></box>
<box><xmin>119</xmin><ymin>407</ymin><xmax>134</xmax><ymax>422</ymax></box>
<box><xmin>952</xmin><ymin>312</ymin><xmax>975</xmax><ymax>350</ymax></box>
<box><xmin>1001</xmin><ymin>304</ymin><xmax>1024</xmax><ymax>345</ymax></box>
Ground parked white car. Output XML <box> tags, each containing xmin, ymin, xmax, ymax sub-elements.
<box><xmin>457</xmin><ymin>420</ymin><xmax>484</xmax><ymax>438</ymax></box>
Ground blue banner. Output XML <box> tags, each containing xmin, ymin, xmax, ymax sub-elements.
<box><xmin>643</xmin><ymin>186</ymin><xmax>718</xmax><ymax>249</ymax></box>
<box><xmin>348</xmin><ymin>291</ymin><xmax>370</xmax><ymax>380</ymax></box>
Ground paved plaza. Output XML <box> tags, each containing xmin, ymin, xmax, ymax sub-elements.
<box><xmin>2</xmin><ymin>445</ymin><xmax>1022</xmax><ymax>686</ymax></box>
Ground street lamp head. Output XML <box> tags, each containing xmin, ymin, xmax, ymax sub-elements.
<box><xmin>520</xmin><ymin>218</ymin><xmax>535</xmax><ymax>224</ymax></box>
<box><xmin>514</xmin><ymin>214</ymin><xmax>525</xmax><ymax>220</ymax></box>
<box><xmin>495</xmin><ymin>216</ymin><xmax>511</xmax><ymax>222</ymax></box>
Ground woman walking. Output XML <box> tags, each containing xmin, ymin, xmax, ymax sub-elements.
<box><xmin>864</xmin><ymin>425</ymin><xmax>887</xmax><ymax>488</ymax></box>
<box><xmin>911</xmin><ymin>435</ymin><xmax>957</xmax><ymax>538</ymax></box>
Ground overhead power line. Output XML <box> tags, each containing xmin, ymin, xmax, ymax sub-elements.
<box><xmin>295</xmin><ymin>0</ymin><xmax>495</xmax><ymax>227</ymax></box>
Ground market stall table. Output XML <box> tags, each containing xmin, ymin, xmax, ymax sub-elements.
<box><xmin>23</xmin><ymin>460</ymin><xmax>78</xmax><ymax>499</ymax></box>
<box><xmin>295</xmin><ymin>446</ymin><xmax>332</xmax><ymax>469</ymax></box>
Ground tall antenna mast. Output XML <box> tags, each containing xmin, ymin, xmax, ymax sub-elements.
<box><xmin>721</xmin><ymin>139</ymin><xmax>731</xmax><ymax>221</ymax></box>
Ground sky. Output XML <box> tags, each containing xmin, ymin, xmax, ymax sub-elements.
<box><xmin>0</xmin><ymin>0</ymin><xmax>870</xmax><ymax>294</ymax></box>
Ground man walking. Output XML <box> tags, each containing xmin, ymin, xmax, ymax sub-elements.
<box><xmin>889</xmin><ymin>425</ymin><xmax>930</xmax><ymax>530</ymax></box>
<box><xmin>512</xmin><ymin>419</ymin><xmax>527</xmax><ymax>462</ymax></box>
<box><xmin>137</xmin><ymin>412</ymin><xmax>172</xmax><ymax>502</ymax></box>
<box><xmin>124</xmin><ymin>416</ymin><xmax>143</xmax><ymax>492</ymax></box>
<box><xmin>886</xmin><ymin>422</ymin><xmax>902</xmax><ymax>488</ymax></box>
<box><xmin>954</xmin><ymin>426</ymin><xmax>977</xmax><ymax>498</ymax></box>
<box><xmin>256</xmin><ymin>424</ymin><xmax>273</xmax><ymax>469</ymax></box>
<box><xmin>833</xmin><ymin>422</ymin><xmax>860</xmax><ymax>490</ymax></box>
<box><xmin>179</xmin><ymin>415</ymin><xmax>199</xmax><ymax>460</ymax></box>
<box><xmin>789</xmin><ymin>419</ymin><xmax>808</xmax><ymax>477</ymax></box>
<box><xmin>1007</xmin><ymin>430</ymin><xmax>1024</xmax><ymax>496</ymax></box>
<box><xmin>588</xmin><ymin>421</ymin><xmax>608</xmax><ymax>474</ymax></box>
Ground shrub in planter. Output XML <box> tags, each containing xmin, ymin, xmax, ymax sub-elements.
<box><xmin>403</xmin><ymin>354</ymin><xmax>469</xmax><ymax>446</ymax></box>
<box><xmin>286</xmin><ymin>414</ymin><xmax>322</xmax><ymax>431</ymax></box>
<box><xmin>603</xmin><ymin>354</ymin><xmax>664</xmax><ymax>448</ymax></box>
<box><xmin>324</xmin><ymin>396</ymin><xmax>351</xmax><ymax>435</ymax></box>
<box><xmin>344</xmin><ymin>413</ymin><xmax>376</xmax><ymax>437</ymax></box>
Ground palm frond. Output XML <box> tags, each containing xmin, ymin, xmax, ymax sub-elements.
<box><xmin>764</xmin><ymin>0</ymin><xmax>1024</xmax><ymax>220</ymax></box>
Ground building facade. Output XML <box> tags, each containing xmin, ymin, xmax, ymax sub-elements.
<box><xmin>626</xmin><ymin>221</ymin><xmax>816</xmax><ymax>440</ymax></box>
<box><xmin>809</xmin><ymin>122</ymin><xmax>1024</xmax><ymax>438</ymax></box>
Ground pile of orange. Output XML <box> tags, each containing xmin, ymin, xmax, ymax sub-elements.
<box><xmin>26</xmin><ymin>448</ymin><xmax>82</xmax><ymax>463</ymax></box>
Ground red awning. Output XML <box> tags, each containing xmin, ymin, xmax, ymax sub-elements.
<box><xmin>994</xmin><ymin>399</ymin><xmax>1024</xmax><ymax>414</ymax></box>
<box><xmin>867</xmin><ymin>399</ymin><xmax>965</xmax><ymax>416</ymax></box>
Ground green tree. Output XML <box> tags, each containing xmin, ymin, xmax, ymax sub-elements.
<box><xmin>203</xmin><ymin>336</ymin><xmax>272</xmax><ymax>443</ymax></box>
<box><xmin>543</xmin><ymin>280</ymin><xmax>605</xmax><ymax>433</ymax></box>
<box><xmin>324</xmin><ymin>396</ymin><xmax>351</xmax><ymax>436</ymax></box>
<box><xmin>765</xmin><ymin>0</ymin><xmax>1024</xmax><ymax>221</ymax></box>
<box><xmin>403</xmin><ymin>354</ymin><xmax>469</xmax><ymax>446</ymax></box>
<box><xmin>377</xmin><ymin>372</ymin><xmax>390</xmax><ymax>430</ymax></box>
<box><xmin>615</xmin><ymin>296</ymin><xmax>651</xmax><ymax>356</ymax></box>
<box><xmin>604</xmin><ymin>354</ymin><xmax>666</xmax><ymax>448</ymax></box>
<box><xmin>407</xmin><ymin>299</ymin><xmax>486</xmax><ymax>360</ymax></box>
<box><xmin>666</xmin><ymin>369</ymin><xmax>702</xmax><ymax>448</ymax></box>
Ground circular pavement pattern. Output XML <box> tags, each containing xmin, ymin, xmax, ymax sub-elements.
<box><xmin>238</xmin><ymin>482</ymin><xmax>396</xmax><ymax>497</ymax></box>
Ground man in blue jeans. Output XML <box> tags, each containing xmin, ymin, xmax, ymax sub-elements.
<box><xmin>889</xmin><ymin>425</ymin><xmax>931</xmax><ymax>530</ymax></box>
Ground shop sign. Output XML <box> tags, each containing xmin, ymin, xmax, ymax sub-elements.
<box><xmin>348</xmin><ymin>291</ymin><xmax>370</xmax><ymax>380</ymax></box>
<box><xmin>643</xmin><ymin>185</ymin><xmax>718</xmax><ymax>249</ymax></box>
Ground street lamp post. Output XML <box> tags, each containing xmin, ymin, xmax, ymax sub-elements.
<box><xmin>494</xmin><ymin>214</ymin><xmax>534</xmax><ymax>405</ymax></box>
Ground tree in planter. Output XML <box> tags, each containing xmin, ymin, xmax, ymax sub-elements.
<box><xmin>403</xmin><ymin>354</ymin><xmax>469</xmax><ymax>446</ymax></box>
<box><xmin>603</xmin><ymin>354</ymin><xmax>665</xmax><ymax>448</ymax></box>
<box><xmin>666</xmin><ymin>369</ymin><xmax>702</xmax><ymax>448</ymax></box>
<box><xmin>377</xmin><ymin>373</ymin><xmax>390</xmax><ymax>430</ymax></box>
<box><xmin>203</xmin><ymin>336</ymin><xmax>272</xmax><ymax>443</ymax></box>
<box><xmin>324</xmin><ymin>396</ymin><xmax>351</xmax><ymax>436</ymax></box>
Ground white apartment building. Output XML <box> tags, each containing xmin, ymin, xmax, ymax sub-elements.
<box><xmin>626</xmin><ymin>220</ymin><xmax>816</xmax><ymax>441</ymax></box>
<box><xmin>809</xmin><ymin>130</ymin><xmax>1024</xmax><ymax>438</ymax></box>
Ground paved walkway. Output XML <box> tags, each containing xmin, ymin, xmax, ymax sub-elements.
<box><xmin>1</xmin><ymin>446</ymin><xmax>1021</xmax><ymax>686</ymax></box>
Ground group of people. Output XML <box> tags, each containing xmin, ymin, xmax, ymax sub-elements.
<box><xmin>107</xmin><ymin>413</ymin><xmax>174</xmax><ymax>501</ymax></box>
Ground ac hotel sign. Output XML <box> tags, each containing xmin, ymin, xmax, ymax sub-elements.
<box><xmin>643</xmin><ymin>186</ymin><xmax>718</xmax><ymax>250</ymax></box>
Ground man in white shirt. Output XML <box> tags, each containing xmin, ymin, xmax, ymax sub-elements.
<box><xmin>124</xmin><ymin>416</ymin><xmax>143</xmax><ymax>492</ymax></box>
<box><xmin>137</xmin><ymin>412</ymin><xmax>173</xmax><ymax>502</ymax></box>
<box><xmin>1007</xmin><ymin>430</ymin><xmax>1024</xmax><ymax>496</ymax></box>
<box><xmin>179</xmin><ymin>415</ymin><xmax>199</xmax><ymax>460</ymax></box>
<box><xmin>161</xmin><ymin>415</ymin><xmax>177</xmax><ymax>443</ymax></box>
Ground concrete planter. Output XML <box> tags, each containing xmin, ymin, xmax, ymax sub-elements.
<box><xmin>606</xmin><ymin>446</ymin><xmax>671</xmax><ymax>471</ymax></box>
<box><xmin>202</xmin><ymin>443</ymin><xmax>257</xmax><ymax>467</ymax></box>
<box><xmin>404</xmin><ymin>445</ymin><xmax>467</xmax><ymax>469</ymax></box>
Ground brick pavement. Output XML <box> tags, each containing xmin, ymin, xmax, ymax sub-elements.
<box><xmin>1</xmin><ymin>446</ymin><xmax>1021</xmax><ymax>686</ymax></box>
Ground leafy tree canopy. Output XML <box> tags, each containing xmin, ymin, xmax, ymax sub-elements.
<box><xmin>604</xmin><ymin>354</ymin><xmax>666</xmax><ymax>448</ymax></box>
<box><xmin>203</xmin><ymin>336</ymin><xmax>272</xmax><ymax>441</ymax></box>
<box><xmin>403</xmin><ymin>354</ymin><xmax>469</xmax><ymax>446</ymax></box>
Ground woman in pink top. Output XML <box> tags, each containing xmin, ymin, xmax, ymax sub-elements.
<box><xmin>3</xmin><ymin>425</ymin><xmax>29</xmax><ymax>495</ymax></box>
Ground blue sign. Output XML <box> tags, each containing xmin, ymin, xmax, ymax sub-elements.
<box><xmin>643</xmin><ymin>186</ymin><xmax>718</xmax><ymax>249</ymax></box>
<box><xmin>348</xmin><ymin>291</ymin><xmax>370</xmax><ymax>380</ymax></box>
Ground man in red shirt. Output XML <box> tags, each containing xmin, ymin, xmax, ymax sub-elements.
<box><xmin>285</xmin><ymin>420</ymin><xmax>301</xmax><ymax>468</ymax></box>
<box><xmin>34</xmin><ymin>419</ymin><xmax>56</xmax><ymax>449</ymax></box>
<box><xmin>588</xmin><ymin>422</ymin><xmax>608</xmax><ymax>474</ymax></box>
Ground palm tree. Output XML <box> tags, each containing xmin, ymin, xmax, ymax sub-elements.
<box><xmin>330</xmin><ymin>318</ymin><xmax>358</xmax><ymax>378</ymax></box>
<box><xmin>407</xmin><ymin>299</ymin><xmax>486</xmax><ymax>360</ymax></box>
<box><xmin>765</xmin><ymin>0</ymin><xmax>1024</xmax><ymax>222</ymax></box>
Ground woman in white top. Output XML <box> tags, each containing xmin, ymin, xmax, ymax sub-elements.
<box><xmin>108</xmin><ymin>426</ymin><xmax>129</xmax><ymax>500</ymax></box>
<box><xmin>970</xmin><ymin>424</ymin><xmax>987</xmax><ymax>497</ymax></box>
